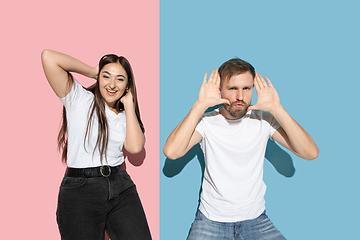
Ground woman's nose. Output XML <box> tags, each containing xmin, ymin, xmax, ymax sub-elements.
<box><xmin>109</xmin><ymin>78</ymin><xmax>116</xmax><ymax>88</ymax></box>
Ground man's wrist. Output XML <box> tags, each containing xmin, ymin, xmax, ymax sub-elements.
<box><xmin>270</xmin><ymin>105</ymin><xmax>286</xmax><ymax>118</ymax></box>
<box><xmin>194</xmin><ymin>100</ymin><xmax>210</xmax><ymax>113</ymax></box>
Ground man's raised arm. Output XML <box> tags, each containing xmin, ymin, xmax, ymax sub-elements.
<box><xmin>163</xmin><ymin>70</ymin><xmax>230</xmax><ymax>159</ymax></box>
<box><xmin>247</xmin><ymin>73</ymin><xmax>319</xmax><ymax>160</ymax></box>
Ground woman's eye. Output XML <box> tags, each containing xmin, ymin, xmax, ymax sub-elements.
<box><xmin>103</xmin><ymin>75</ymin><xmax>109</xmax><ymax>78</ymax></box>
<box><xmin>117</xmin><ymin>78</ymin><xmax>124</xmax><ymax>81</ymax></box>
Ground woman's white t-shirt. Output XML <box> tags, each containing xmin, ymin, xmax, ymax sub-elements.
<box><xmin>60</xmin><ymin>80</ymin><xmax>126</xmax><ymax>168</ymax></box>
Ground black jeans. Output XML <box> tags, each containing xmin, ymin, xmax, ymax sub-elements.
<box><xmin>56</xmin><ymin>170</ymin><xmax>152</xmax><ymax>240</ymax></box>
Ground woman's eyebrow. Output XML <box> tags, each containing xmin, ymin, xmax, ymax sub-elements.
<box><xmin>102</xmin><ymin>71</ymin><xmax>126</xmax><ymax>78</ymax></box>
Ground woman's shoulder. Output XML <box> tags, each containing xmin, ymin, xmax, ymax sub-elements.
<box><xmin>60</xmin><ymin>79</ymin><xmax>94</xmax><ymax>107</ymax></box>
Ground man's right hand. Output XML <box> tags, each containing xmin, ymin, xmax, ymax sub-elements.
<box><xmin>197</xmin><ymin>70</ymin><xmax>230</xmax><ymax>108</ymax></box>
<box><xmin>164</xmin><ymin>70</ymin><xmax>228</xmax><ymax>159</ymax></box>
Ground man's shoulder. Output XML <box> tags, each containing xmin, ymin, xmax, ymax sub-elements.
<box><xmin>248</xmin><ymin>110</ymin><xmax>274</xmax><ymax>120</ymax></box>
<box><xmin>196</xmin><ymin>109</ymin><xmax>222</xmax><ymax>130</ymax></box>
<box><xmin>247</xmin><ymin>110</ymin><xmax>278</xmax><ymax>128</ymax></box>
<box><xmin>200</xmin><ymin>109</ymin><xmax>275</xmax><ymax>124</ymax></box>
<box><xmin>202</xmin><ymin>108</ymin><xmax>221</xmax><ymax>118</ymax></box>
<box><xmin>201</xmin><ymin>109</ymin><xmax>263</xmax><ymax>123</ymax></box>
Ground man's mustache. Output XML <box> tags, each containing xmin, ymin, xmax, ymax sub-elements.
<box><xmin>227</xmin><ymin>100</ymin><xmax>246</xmax><ymax>105</ymax></box>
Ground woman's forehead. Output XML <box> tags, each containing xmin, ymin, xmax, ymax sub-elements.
<box><xmin>102</xmin><ymin>63</ymin><xmax>127</xmax><ymax>77</ymax></box>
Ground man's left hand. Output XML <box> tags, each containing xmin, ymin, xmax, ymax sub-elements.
<box><xmin>247</xmin><ymin>73</ymin><xmax>281</xmax><ymax>113</ymax></box>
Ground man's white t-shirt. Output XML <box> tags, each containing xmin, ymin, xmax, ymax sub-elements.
<box><xmin>195</xmin><ymin>109</ymin><xmax>280</xmax><ymax>222</ymax></box>
<box><xmin>60</xmin><ymin>80</ymin><xmax>126</xmax><ymax>168</ymax></box>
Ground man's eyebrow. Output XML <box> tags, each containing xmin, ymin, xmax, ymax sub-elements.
<box><xmin>226</xmin><ymin>84</ymin><xmax>253</xmax><ymax>89</ymax></box>
<box><xmin>102</xmin><ymin>71</ymin><xmax>126</xmax><ymax>78</ymax></box>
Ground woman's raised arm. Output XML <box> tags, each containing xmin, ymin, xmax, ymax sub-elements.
<box><xmin>41</xmin><ymin>49</ymin><xmax>98</xmax><ymax>98</ymax></box>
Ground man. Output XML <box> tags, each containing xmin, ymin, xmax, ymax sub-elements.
<box><xmin>163</xmin><ymin>58</ymin><xmax>319</xmax><ymax>240</ymax></box>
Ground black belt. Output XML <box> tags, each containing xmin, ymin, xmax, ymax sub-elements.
<box><xmin>65</xmin><ymin>165</ymin><xmax>122</xmax><ymax>178</ymax></box>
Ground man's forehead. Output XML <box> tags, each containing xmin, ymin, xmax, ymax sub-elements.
<box><xmin>221</xmin><ymin>72</ymin><xmax>254</xmax><ymax>86</ymax></box>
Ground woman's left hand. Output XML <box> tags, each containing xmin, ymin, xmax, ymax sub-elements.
<box><xmin>120</xmin><ymin>88</ymin><xmax>134</xmax><ymax>108</ymax></box>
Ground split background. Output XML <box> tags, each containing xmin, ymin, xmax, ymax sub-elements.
<box><xmin>0</xmin><ymin>0</ymin><xmax>159</xmax><ymax>239</ymax></box>
<box><xmin>160</xmin><ymin>1</ymin><xmax>360</xmax><ymax>239</ymax></box>
<box><xmin>1</xmin><ymin>0</ymin><xmax>359</xmax><ymax>239</ymax></box>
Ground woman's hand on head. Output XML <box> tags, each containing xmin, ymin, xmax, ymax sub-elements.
<box><xmin>93</xmin><ymin>64</ymin><xmax>99</xmax><ymax>79</ymax></box>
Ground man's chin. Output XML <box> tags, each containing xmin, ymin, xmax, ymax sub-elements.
<box><xmin>225</xmin><ymin>107</ymin><xmax>244</xmax><ymax>119</ymax></box>
<box><xmin>229</xmin><ymin>111</ymin><xmax>245</xmax><ymax>119</ymax></box>
<box><xmin>231</xmin><ymin>104</ymin><xmax>251</xmax><ymax>118</ymax></box>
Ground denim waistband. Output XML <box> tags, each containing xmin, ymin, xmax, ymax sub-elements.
<box><xmin>65</xmin><ymin>165</ymin><xmax>122</xmax><ymax>178</ymax></box>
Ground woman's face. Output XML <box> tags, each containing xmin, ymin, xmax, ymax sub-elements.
<box><xmin>98</xmin><ymin>62</ymin><xmax>128</xmax><ymax>110</ymax></box>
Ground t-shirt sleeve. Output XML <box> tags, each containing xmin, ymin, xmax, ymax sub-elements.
<box><xmin>195</xmin><ymin>116</ymin><xmax>205</xmax><ymax>138</ymax></box>
<box><xmin>59</xmin><ymin>80</ymin><xmax>87</xmax><ymax>109</ymax></box>
<box><xmin>263</xmin><ymin>111</ymin><xmax>281</xmax><ymax>138</ymax></box>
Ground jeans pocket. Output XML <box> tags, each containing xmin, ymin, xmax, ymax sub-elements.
<box><xmin>60</xmin><ymin>176</ymin><xmax>88</xmax><ymax>190</ymax></box>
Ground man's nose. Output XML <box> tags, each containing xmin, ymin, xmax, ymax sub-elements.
<box><xmin>236</xmin><ymin>90</ymin><xmax>243</xmax><ymax>101</ymax></box>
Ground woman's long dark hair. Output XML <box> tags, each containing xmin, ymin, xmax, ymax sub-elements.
<box><xmin>57</xmin><ymin>54</ymin><xmax>144</xmax><ymax>164</ymax></box>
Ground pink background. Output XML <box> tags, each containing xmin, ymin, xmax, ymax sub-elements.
<box><xmin>0</xmin><ymin>0</ymin><xmax>159</xmax><ymax>239</ymax></box>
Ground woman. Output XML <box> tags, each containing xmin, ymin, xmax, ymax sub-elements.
<box><xmin>41</xmin><ymin>49</ymin><xmax>152</xmax><ymax>240</ymax></box>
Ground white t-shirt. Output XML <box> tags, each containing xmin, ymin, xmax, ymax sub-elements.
<box><xmin>195</xmin><ymin>109</ymin><xmax>280</xmax><ymax>222</ymax></box>
<box><xmin>60</xmin><ymin>80</ymin><xmax>126</xmax><ymax>168</ymax></box>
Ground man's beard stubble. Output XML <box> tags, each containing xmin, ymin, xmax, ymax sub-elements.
<box><xmin>223</xmin><ymin>100</ymin><xmax>250</xmax><ymax>119</ymax></box>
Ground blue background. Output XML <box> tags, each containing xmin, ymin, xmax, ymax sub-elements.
<box><xmin>160</xmin><ymin>1</ymin><xmax>360</xmax><ymax>239</ymax></box>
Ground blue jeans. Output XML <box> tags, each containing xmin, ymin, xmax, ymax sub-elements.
<box><xmin>56</xmin><ymin>170</ymin><xmax>152</xmax><ymax>240</ymax></box>
<box><xmin>187</xmin><ymin>210</ymin><xmax>286</xmax><ymax>240</ymax></box>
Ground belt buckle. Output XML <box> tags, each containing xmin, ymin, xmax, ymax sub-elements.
<box><xmin>100</xmin><ymin>165</ymin><xmax>111</xmax><ymax>177</ymax></box>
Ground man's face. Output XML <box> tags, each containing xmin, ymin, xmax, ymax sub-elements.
<box><xmin>220</xmin><ymin>71</ymin><xmax>254</xmax><ymax>120</ymax></box>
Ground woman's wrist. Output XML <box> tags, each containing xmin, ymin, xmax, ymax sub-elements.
<box><xmin>123</xmin><ymin>99</ymin><xmax>135</xmax><ymax>111</ymax></box>
<box><xmin>91</xmin><ymin>65</ymin><xmax>99</xmax><ymax>79</ymax></box>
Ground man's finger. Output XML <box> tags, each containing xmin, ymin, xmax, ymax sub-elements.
<box><xmin>208</xmin><ymin>70</ymin><xmax>216</xmax><ymax>84</ymax></box>
<box><xmin>247</xmin><ymin>105</ymin><xmax>257</xmax><ymax>112</ymax></box>
<box><xmin>203</xmin><ymin>73</ymin><xmax>208</xmax><ymax>84</ymax></box>
<box><xmin>254</xmin><ymin>74</ymin><xmax>261</xmax><ymax>91</ymax></box>
<box><xmin>214</xmin><ymin>70</ymin><xmax>220</xmax><ymax>86</ymax></box>
<box><xmin>265</xmin><ymin>77</ymin><xmax>273</xmax><ymax>88</ymax></box>
<box><xmin>258</xmin><ymin>74</ymin><xmax>267</xmax><ymax>88</ymax></box>
<box><xmin>220</xmin><ymin>98</ymin><xmax>231</xmax><ymax>105</ymax></box>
